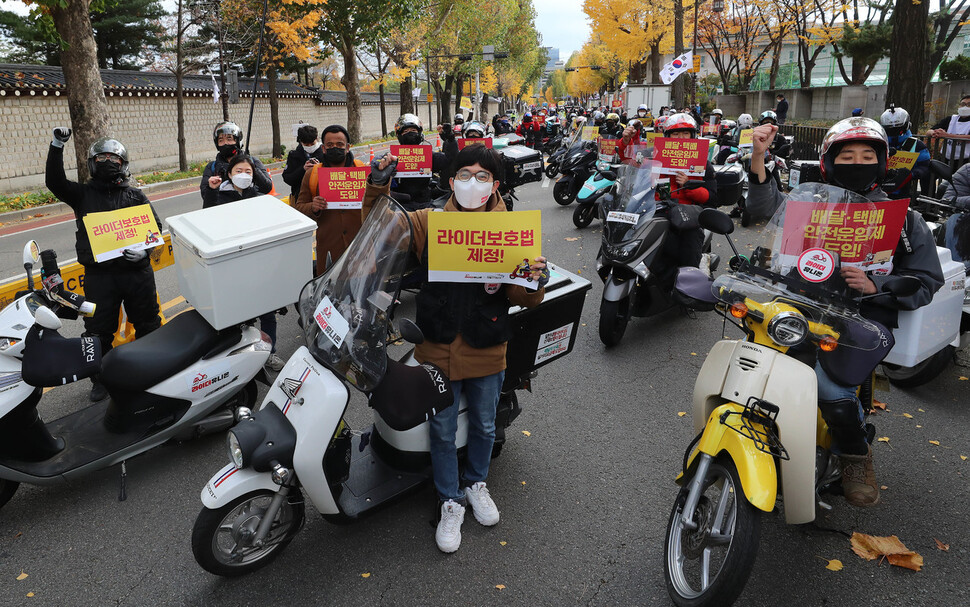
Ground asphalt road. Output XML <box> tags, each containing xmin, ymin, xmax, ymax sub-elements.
<box><xmin>0</xmin><ymin>174</ymin><xmax>968</xmax><ymax>606</ymax></box>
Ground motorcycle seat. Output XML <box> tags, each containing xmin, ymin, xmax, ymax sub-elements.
<box><xmin>100</xmin><ymin>310</ymin><xmax>233</xmax><ymax>393</ymax></box>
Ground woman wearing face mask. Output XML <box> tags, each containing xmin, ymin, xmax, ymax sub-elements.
<box><xmin>362</xmin><ymin>144</ymin><xmax>547</xmax><ymax>554</ymax></box>
<box><xmin>282</xmin><ymin>125</ymin><xmax>327</xmax><ymax>205</ymax></box>
<box><xmin>747</xmin><ymin>117</ymin><xmax>944</xmax><ymax>508</ymax></box>
<box><xmin>294</xmin><ymin>125</ymin><xmax>366</xmax><ymax>276</ymax></box>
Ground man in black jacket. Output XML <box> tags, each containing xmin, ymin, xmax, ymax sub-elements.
<box><xmin>199</xmin><ymin>122</ymin><xmax>273</xmax><ymax>200</ymax></box>
<box><xmin>282</xmin><ymin>124</ymin><xmax>326</xmax><ymax>205</ymax></box>
<box><xmin>46</xmin><ymin>127</ymin><xmax>162</xmax><ymax>401</ymax></box>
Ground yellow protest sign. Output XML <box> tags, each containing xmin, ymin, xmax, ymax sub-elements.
<box><xmin>738</xmin><ymin>129</ymin><xmax>753</xmax><ymax>148</ymax></box>
<box><xmin>582</xmin><ymin>126</ymin><xmax>600</xmax><ymax>142</ymax></box>
<box><xmin>84</xmin><ymin>204</ymin><xmax>163</xmax><ymax>263</ymax></box>
<box><xmin>427</xmin><ymin>210</ymin><xmax>542</xmax><ymax>288</ymax></box>
<box><xmin>887</xmin><ymin>150</ymin><xmax>919</xmax><ymax>171</ymax></box>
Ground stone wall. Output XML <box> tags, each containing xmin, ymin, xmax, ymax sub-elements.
<box><xmin>0</xmin><ymin>93</ymin><xmax>432</xmax><ymax>193</ymax></box>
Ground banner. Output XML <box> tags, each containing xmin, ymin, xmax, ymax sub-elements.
<box><xmin>316</xmin><ymin>166</ymin><xmax>371</xmax><ymax>209</ymax></box>
<box><xmin>390</xmin><ymin>145</ymin><xmax>433</xmax><ymax>178</ymax></box>
<box><xmin>457</xmin><ymin>137</ymin><xmax>493</xmax><ymax>150</ymax></box>
<box><xmin>652</xmin><ymin>137</ymin><xmax>709</xmax><ymax>176</ymax></box>
<box><xmin>779</xmin><ymin>199</ymin><xmax>910</xmax><ymax>275</ymax></box>
<box><xmin>84</xmin><ymin>204</ymin><xmax>163</xmax><ymax>263</ymax></box>
<box><xmin>581</xmin><ymin>126</ymin><xmax>600</xmax><ymax>142</ymax></box>
<box><xmin>427</xmin><ymin>210</ymin><xmax>542</xmax><ymax>288</ymax></box>
<box><xmin>661</xmin><ymin>52</ymin><xmax>693</xmax><ymax>85</ymax></box>
<box><xmin>887</xmin><ymin>150</ymin><xmax>919</xmax><ymax>171</ymax></box>
<box><xmin>738</xmin><ymin>129</ymin><xmax>754</xmax><ymax>149</ymax></box>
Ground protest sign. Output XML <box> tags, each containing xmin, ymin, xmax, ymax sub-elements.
<box><xmin>652</xmin><ymin>137</ymin><xmax>709</xmax><ymax>176</ymax></box>
<box><xmin>84</xmin><ymin>204</ymin><xmax>163</xmax><ymax>263</ymax></box>
<box><xmin>427</xmin><ymin>210</ymin><xmax>542</xmax><ymax>289</ymax></box>
<box><xmin>317</xmin><ymin>166</ymin><xmax>371</xmax><ymax>209</ymax></box>
<box><xmin>390</xmin><ymin>145</ymin><xmax>433</xmax><ymax>178</ymax></box>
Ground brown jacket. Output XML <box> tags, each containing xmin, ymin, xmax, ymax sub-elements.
<box><xmin>295</xmin><ymin>159</ymin><xmax>367</xmax><ymax>276</ymax></box>
<box><xmin>362</xmin><ymin>182</ymin><xmax>544</xmax><ymax>380</ymax></box>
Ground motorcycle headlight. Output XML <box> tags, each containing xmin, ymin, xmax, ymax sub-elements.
<box><xmin>227</xmin><ymin>431</ymin><xmax>245</xmax><ymax>468</ymax></box>
<box><xmin>767</xmin><ymin>311</ymin><xmax>808</xmax><ymax>347</ymax></box>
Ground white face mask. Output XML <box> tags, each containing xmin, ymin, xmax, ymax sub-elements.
<box><xmin>231</xmin><ymin>172</ymin><xmax>253</xmax><ymax>189</ymax></box>
<box><xmin>303</xmin><ymin>142</ymin><xmax>321</xmax><ymax>154</ymax></box>
<box><xmin>453</xmin><ymin>179</ymin><xmax>493</xmax><ymax>209</ymax></box>
<box><xmin>958</xmin><ymin>106</ymin><xmax>970</xmax><ymax>117</ymax></box>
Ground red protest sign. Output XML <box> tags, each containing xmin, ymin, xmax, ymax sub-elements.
<box><xmin>457</xmin><ymin>137</ymin><xmax>493</xmax><ymax>150</ymax></box>
<box><xmin>779</xmin><ymin>198</ymin><xmax>909</xmax><ymax>274</ymax></box>
<box><xmin>317</xmin><ymin>166</ymin><xmax>371</xmax><ymax>209</ymax></box>
<box><xmin>652</xmin><ymin>137</ymin><xmax>708</xmax><ymax>176</ymax></box>
<box><xmin>390</xmin><ymin>145</ymin><xmax>433</xmax><ymax>178</ymax></box>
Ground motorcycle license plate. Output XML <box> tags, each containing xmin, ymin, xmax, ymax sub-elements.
<box><xmin>606</xmin><ymin>211</ymin><xmax>638</xmax><ymax>225</ymax></box>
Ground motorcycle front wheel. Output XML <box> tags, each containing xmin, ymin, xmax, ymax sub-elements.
<box><xmin>192</xmin><ymin>489</ymin><xmax>305</xmax><ymax>577</ymax></box>
<box><xmin>883</xmin><ymin>345</ymin><xmax>954</xmax><ymax>388</ymax></box>
<box><xmin>664</xmin><ymin>458</ymin><xmax>761</xmax><ymax>607</ymax></box>
<box><xmin>572</xmin><ymin>203</ymin><xmax>596</xmax><ymax>228</ymax></box>
<box><xmin>553</xmin><ymin>178</ymin><xmax>575</xmax><ymax>205</ymax></box>
<box><xmin>598</xmin><ymin>297</ymin><xmax>631</xmax><ymax>347</ymax></box>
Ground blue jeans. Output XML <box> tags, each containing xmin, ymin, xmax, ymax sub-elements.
<box><xmin>429</xmin><ymin>370</ymin><xmax>505</xmax><ymax>502</ymax></box>
<box><xmin>945</xmin><ymin>214</ymin><xmax>970</xmax><ymax>271</ymax></box>
<box><xmin>259</xmin><ymin>312</ymin><xmax>277</xmax><ymax>352</ymax></box>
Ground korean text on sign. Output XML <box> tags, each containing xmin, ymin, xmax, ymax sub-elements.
<box><xmin>317</xmin><ymin>166</ymin><xmax>371</xmax><ymax>209</ymax></box>
<box><xmin>390</xmin><ymin>144</ymin><xmax>433</xmax><ymax>178</ymax></box>
<box><xmin>427</xmin><ymin>209</ymin><xmax>542</xmax><ymax>289</ymax></box>
<box><xmin>84</xmin><ymin>204</ymin><xmax>163</xmax><ymax>263</ymax></box>
<box><xmin>652</xmin><ymin>137</ymin><xmax>709</xmax><ymax>177</ymax></box>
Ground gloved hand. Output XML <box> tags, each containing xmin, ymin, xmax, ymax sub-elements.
<box><xmin>370</xmin><ymin>154</ymin><xmax>398</xmax><ymax>186</ymax></box>
<box><xmin>52</xmin><ymin>127</ymin><xmax>72</xmax><ymax>148</ymax></box>
<box><xmin>123</xmin><ymin>248</ymin><xmax>147</xmax><ymax>262</ymax></box>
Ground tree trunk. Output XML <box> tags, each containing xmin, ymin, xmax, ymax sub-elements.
<box><xmin>887</xmin><ymin>0</ymin><xmax>929</xmax><ymax>127</ymax></box>
<box><xmin>399</xmin><ymin>75</ymin><xmax>414</xmax><ymax>115</ymax></box>
<box><xmin>672</xmin><ymin>0</ymin><xmax>685</xmax><ymax>108</ymax></box>
<box><xmin>50</xmin><ymin>0</ymin><xmax>110</xmax><ymax>183</ymax></box>
<box><xmin>268</xmin><ymin>64</ymin><xmax>281</xmax><ymax>157</ymax></box>
<box><xmin>339</xmin><ymin>35</ymin><xmax>362</xmax><ymax>143</ymax></box>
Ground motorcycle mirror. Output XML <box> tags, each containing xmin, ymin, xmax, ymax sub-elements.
<box><xmin>699</xmin><ymin>208</ymin><xmax>735</xmax><ymax>235</ymax></box>
<box><xmin>34</xmin><ymin>306</ymin><xmax>63</xmax><ymax>331</ymax></box>
<box><xmin>398</xmin><ymin>318</ymin><xmax>424</xmax><ymax>345</ymax></box>
<box><xmin>23</xmin><ymin>241</ymin><xmax>40</xmax><ymax>266</ymax></box>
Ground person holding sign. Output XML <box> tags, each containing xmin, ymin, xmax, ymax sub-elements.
<box><xmin>293</xmin><ymin>125</ymin><xmax>368</xmax><ymax>276</ymax></box>
<box><xmin>46</xmin><ymin>129</ymin><xmax>162</xmax><ymax>402</ymax></box>
<box><xmin>748</xmin><ymin>117</ymin><xmax>944</xmax><ymax>507</ymax></box>
<box><xmin>364</xmin><ymin>145</ymin><xmax>547</xmax><ymax>554</ymax></box>
<box><xmin>879</xmin><ymin>106</ymin><xmax>930</xmax><ymax>197</ymax></box>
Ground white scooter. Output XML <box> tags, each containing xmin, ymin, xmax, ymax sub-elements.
<box><xmin>191</xmin><ymin>196</ymin><xmax>591</xmax><ymax>576</ymax></box>
<box><xmin>0</xmin><ymin>241</ymin><xmax>272</xmax><ymax>508</ymax></box>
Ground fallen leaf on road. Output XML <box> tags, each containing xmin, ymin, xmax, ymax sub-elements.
<box><xmin>903</xmin><ymin>413</ymin><xmax>913</xmax><ymax>419</ymax></box>
<box><xmin>872</xmin><ymin>399</ymin><xmax>887</xmax><ymax>410</ymax></box>
<box><xmin>677</xmin><ymin>411</ymin><xmax>687</xmax><ymax>417</ymax></box>
<box><xmin>825</xmin><ymin>559</ymin><xmax>843</xmax><ymax>571</ymax></box>
<box><xmin>521</xmin><ymin>430</ymin><xmax>531</xmax><ymax>437</ymax></box>
<box><xmin>935</xmin><ymin>538</ymin><xmax>950</xmax><ymax>551</ymax></box>
<box><xmin>564</xmin><ymin>237</ymin><xmax>580</xmax><ymax>241</ymax></box>
<box><xmin>361</xmin><ymin>572</ymin><xmax>371</xmax><ymax>578</ymax></box>
<box><xmin>929</xmin><ymin>440</ymin><xmax>941</xmax><ymax>446</ymax></box>
<box><xmin>495</xmin><ymin>584</ymin><xmax>506</xmax><ymax>590</ymax></box>
<box><xmin>850</xmin><ymin>532</ymin><xmax>923</xmax><ymax>571</ymax></box>
<box><xmin>16</xmin><ymin>572</ymin><xmax>27</xmax><ymax>581</ymax></box>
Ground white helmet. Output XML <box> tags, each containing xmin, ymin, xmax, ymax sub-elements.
<box><xmin>737</xmin><ymin>113</ymin><xmax>753</xmax><ymax>129</ymax></box>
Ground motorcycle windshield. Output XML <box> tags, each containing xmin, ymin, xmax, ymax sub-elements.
<box><xmin>602</xmin><ymin>160</ymin><xmax>658</xmax><ymax>243</ymax></box>
<box><xmin>298</xmin><ymin>196</ymin><xmax>412</xmax><ymax>391</ymax></box>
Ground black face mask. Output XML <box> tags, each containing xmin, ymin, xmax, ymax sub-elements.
<box><xmin>398</xmin><ymin>131</ymin><xmax>423</xmax><ymax>146</ymax></box>
<box><xmin>325</xmin><ymin>147</ymin><xmax>347</xmax><ymax>165</ymax></box>
<box><xmin>831</xmin><ymin>163</ymin><xmax>880</xmax><ymax>192</ymax></box>
<box><xmin>217</xmin><ymin>144</ymin><xmax>238</xmax><ymax>157</ymax></box>
<box><xmin>94</xmin><ymin>162</ymin><xmax>125</xmax><ymax>184</ymax></box>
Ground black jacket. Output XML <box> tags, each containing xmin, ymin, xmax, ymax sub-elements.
<box><xmin>46</xmin><ymin>144</ymin><xmax>160</xmax><ymax>269</ymax></box>
<box><xmin>282</xmin><ymin>145</ymin><xmax>327</xmax><ymax>201</ymax></box>
<box><xmin>199</xmin><ymin>151</ymin><xmax>273</xmax><ymax>198</ymax></box>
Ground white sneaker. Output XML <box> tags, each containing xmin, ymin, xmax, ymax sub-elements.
<box><xmin>265</xmin><ymin>354</ymin><xmax>285</xmax><ymax>372</ymax></box>
<box><xmin>464</xmin><ymin>482</ymin><xmax>500</xmax><ymax>526</ymax></box>
<box><xmin>435</xmin><ymin>500</ymin><xmax>465</xmax><ymax>553</ymax></box>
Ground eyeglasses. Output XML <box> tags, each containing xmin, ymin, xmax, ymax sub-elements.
<box><xmin>94</xmin><ymin>153</ymin><xmax>122</xmax><ymax>164</ymax></box>
<box><xmin>324</xmin><ymin>142</ymin><xmax>347</xmax><ymax>149</ymax></box>
<box><xmin>456</xmin><ymin>169</ymin><xmax>493</xmax><ymax>183</ymax></box>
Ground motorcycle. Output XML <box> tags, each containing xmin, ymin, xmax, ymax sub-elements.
<box><xmin>553</xmin><ymin>137</ymin><xmax>598</xmax><ymax>206</ymax></box>
<box><xmin>191</xmin><ymin>195</ymin><xmax>591</xmax><ymax>576</ymax></box>
<box><xmin>0</xmin><ymin>242</ymin><xmax>271</xmax><ymax>509</ymax></box>
<box><xmin>572</xmin><ymin>139</ymin><xmax>622</xmax><ymax>229</ymax></box>
<box><xmin>595</xmin><ymin>159</ymin><xmax>716</xmax><ymax>347</ymax></box>
<box><xmin>663</xmin><ymin>184</ymin><xmax>921</xmax><ymax>607</ymax></box>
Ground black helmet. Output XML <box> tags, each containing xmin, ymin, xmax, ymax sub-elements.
<box><xmin>87</xmin><ymin>137</ymin><xmax>130</xmax><ymax>179</ymax></box>
<box><xmin>213</xmin><ymin>122</ymin><xmax>244</xmax><ymax>151</ymax></box>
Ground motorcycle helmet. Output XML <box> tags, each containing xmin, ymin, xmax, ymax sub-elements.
<box><xmin>879</xmin><ymin>105</ymin><xmax>911</xmax><ymax>140</ymax></box>
<box><xmin>663</xmin><ymin>112</ymin><xmax>698</xmax><ymax>137</ymax></box>
<box><xmin>759</xmin><ymin>110</ymin><xmax>778</xmax><ymax>126</ymax></box>
<box><xmin>394</xmin><ymin>113</ymin><xmax>424</xmax><ymax>145</ymax></box>
<box><xmin>462</xmin><ymin>121</ymin><xmax>487</xmax><ymax>139</ymax></box>
<box><xmin>819</xmin><ymin>117</ymin><xmax>889</xmax><ymax>189</ymax></box>
<box><xmin>213</xmin><ymin>121</ymin><xmax>244</xmax><ymax>152</ymax></box>
<box><xmin>87</xmin><ymin>137</ymin><xmax>130</xmax><ymax>179</ymax></box>
<box><xmin>737</xmin><ymin>113</ymin><xmax>754</xmax><ymax>129</ymax></box>
<box><xmin>637</xmin><ymin>103</ymin><xmax>649</xmax><ymax>118</ymax></box>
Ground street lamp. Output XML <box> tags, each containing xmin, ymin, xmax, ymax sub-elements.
<box><xmin>692</xmin><ymin>0</ymin><xmax>725</xmax><ymax>108</ymax></box>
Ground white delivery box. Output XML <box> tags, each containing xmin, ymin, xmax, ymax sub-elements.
<box><xmin>883</xmin><ymin>246</ymin><xmax>966</xmax><ymax>367</ymax></box>
<box><xmin>167</xmin><ymin>195</ymin><xmax>317</xmax><ymax>330</ymax></box>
